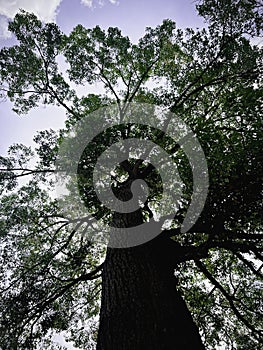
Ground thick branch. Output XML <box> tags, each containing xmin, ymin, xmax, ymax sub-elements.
<box><xmin>234</xmin><ymin>252</ymin><xmax>263</xmax><ymax>279</ymax></box>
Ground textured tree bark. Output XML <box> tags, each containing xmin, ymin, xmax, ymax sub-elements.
<box><xmin>96</xmin><ymin>181</ymin><xmax>205</xmax><ymax>350</ymax></box>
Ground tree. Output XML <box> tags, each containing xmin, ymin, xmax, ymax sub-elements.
<box><xmin>0</xmin><ymin>1</ymin><xmax>262</xmax><ymax>349</ymax></box>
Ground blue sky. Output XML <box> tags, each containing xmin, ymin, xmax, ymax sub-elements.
<box><xmin>0</xmin><ymin>0</ymin><xmax>205</xmax><ymax>156</ymax></box>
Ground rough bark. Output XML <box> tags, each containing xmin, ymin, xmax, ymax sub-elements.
<box><xmin>96</xmin><ymin>180</ymin><xmax>205</xmax><ymax>350</ymax></box>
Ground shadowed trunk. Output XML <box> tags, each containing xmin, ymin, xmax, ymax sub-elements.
<box><xmin>96</xmin><ymin>181</ymin><xmax>205</xmax><ymax>350</ymax></box>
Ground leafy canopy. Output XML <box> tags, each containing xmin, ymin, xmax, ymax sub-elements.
<box><xmin>0</xmin><ymin>2</ymin><xmax>262</xmax><ymax>349</ymax></box>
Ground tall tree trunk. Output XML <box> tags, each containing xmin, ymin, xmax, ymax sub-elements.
<box><xmin>96</xmin><ymin>181</ymin><xmax>205</xmax><ymax>350</ymax></box>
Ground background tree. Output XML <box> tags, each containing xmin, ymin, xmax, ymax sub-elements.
<box><xmin>0</xmin><ymin>1</ymin><xmax>262</xmax><ymax>349</ymax></box>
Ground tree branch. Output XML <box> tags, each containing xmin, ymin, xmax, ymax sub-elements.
<box><xmin>233</xmin><ymin>252</ymin><xmax>263</xmax><ymax>279</ymax></box>
<box><xmin>195</xmin><ymin>260</ymin><xmax>263</xmax><ymax>342</ymax></box>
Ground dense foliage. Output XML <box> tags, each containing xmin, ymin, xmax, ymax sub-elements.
<box><xmin>0</xmin><ymin>1</ymin><xmax>262</xmax><ymax>349</ymax></box>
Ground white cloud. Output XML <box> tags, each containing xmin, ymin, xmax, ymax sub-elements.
<box><xmin>0</xmin><ymin>0</ymin><xmax>62</xmax><ymax>39</ymax></box>
<box><xmin>0</xmin><ymin>0</ymin><xmax>62</xmax><ymax>22</ymax></box>
<box><xmin>81</xmin><ymin>0</ymin><xmax>93</xmax><ymax>7</ymax></box>
<box><xmin>81</xmin><ymin>0</ymin><xmax>119</xmax><ymax>8</ymax></box>
<box><xmin>0</xmin><ymin>16</ymin><xmax>11</xmax><ymax>38</ymax></box>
